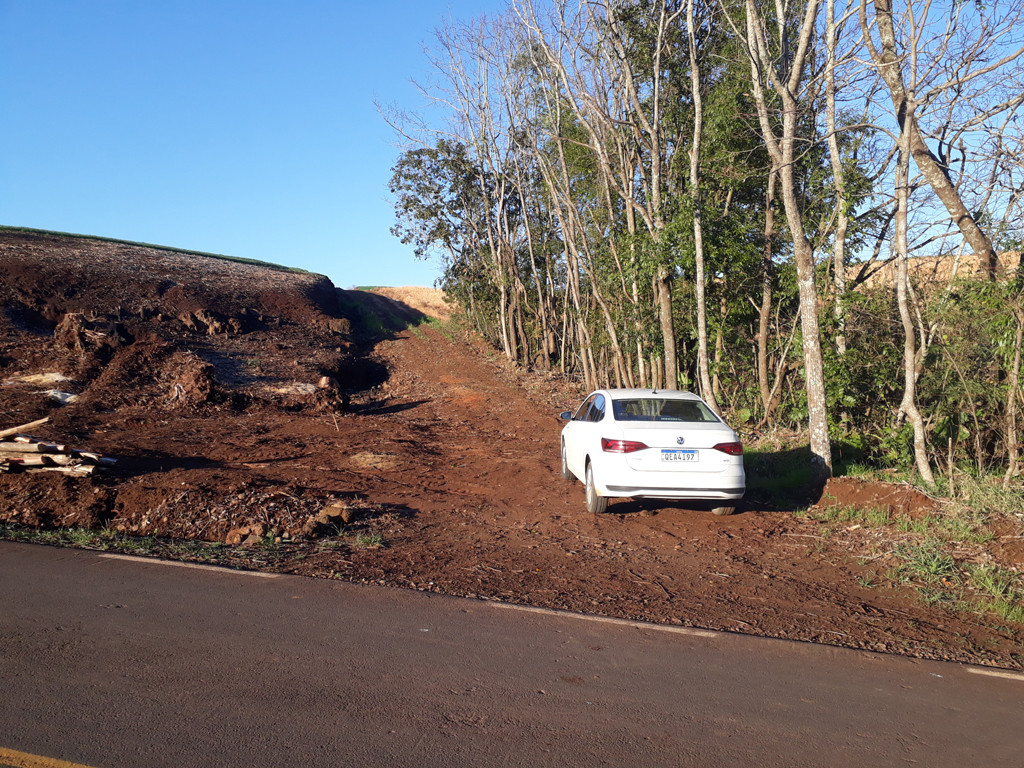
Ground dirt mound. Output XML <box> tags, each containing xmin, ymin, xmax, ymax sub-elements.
<box><xmin>0</xmin><ymin>230</ymin><xmax>346</xmax><ymax>330</ymax></box>
<box><xmin>820</xmin><ymin>476</ymin><xmax>940</xmax><ymax>518</ymax></box>
<box><xmin>0</xmin><ymin>230</ymin><xmax>357</xmax><ymax>413</ymax></box>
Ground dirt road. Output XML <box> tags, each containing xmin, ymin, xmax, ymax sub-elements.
<box><xmin>283</xmin><ymin>321</ymin><xmax>1022</xmax><ymax>667</ymax></box>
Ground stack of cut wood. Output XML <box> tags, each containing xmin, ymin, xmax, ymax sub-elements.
<box><xmin>0</xmin><ymin>417</ymin><xmax>116</xmax><ymax>476</ymax></box>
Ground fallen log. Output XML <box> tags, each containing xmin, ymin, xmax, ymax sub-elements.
<box><xmin>26</xmin><ymin>465</ymin><xmax>96</xmax><ymax>476</ymax></box>
<box><xmin>2</xmin><ymin>455</ymin><xmax>48</xmax><ymax>466</ymax></box>
<box><xmin>1</xmin><ymin>454</ymin><xmax>99</xmax><ymax>472</ymax></box>
<box><xmin>0</xmin><ymin>441</ymin><xmax>65</xmax><ymax>454</ymax></box>
<box><xmin>0</xmin><ymin>416</ymin><xmax>50</xmax><ymax>440</ymax></box>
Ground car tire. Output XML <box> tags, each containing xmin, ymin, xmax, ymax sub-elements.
<box><xmin>560</xmin><ymin>441</ymin><xmax>573</xmax><ymax>482</ymax></box>
<box><xmin>712</xmin><ymin>505</ymin><xmax>736</xmax><ymax>516</ymax></box>
<box><xmin>585</xmin><ymin>463</ymin><xmax>608</xmax><ymax>515</ymax></box>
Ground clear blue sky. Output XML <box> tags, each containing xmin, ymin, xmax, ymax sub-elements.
<box><xmin>0</xmin><ymin>1</ymin><xmax>501</xmax><ymax>288</ymax></box>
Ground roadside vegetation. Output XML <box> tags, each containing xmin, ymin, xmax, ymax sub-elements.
<box><xmin>385</xmin><ymin>0</ymin><xmax>1024</xmax><ymax>494</ymax></box>
<box><xmin>796</xmin><ymin>472</ymin><xmax>1024</xmax><ymax>628</ymax></box>
<box><xmin>0</xmin><ymin>518</ymin><xmax>390</xmax><ymax>575</ymax></box>
<box><xmin>385</xmin><ymin>1</ymin><xmax>1024</xmax><ymax>628</ymax></box>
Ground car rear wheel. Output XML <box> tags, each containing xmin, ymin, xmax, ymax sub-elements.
<box><xmin>712</xmin><ymin>505</ymin><xmax>736</xmax><ymax>516</ymax></box>
<box><xmin>585</xmin><ymin>463</ymin><xmax>608</xmax><ymax>514</ymax></box>
<box><xmin>560</xmin><ymin>441</ymin><xmax>573</xmax><ymax>481</ymax></box>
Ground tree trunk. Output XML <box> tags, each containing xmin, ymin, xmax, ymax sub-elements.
<box><xmin>688</xmin><ymin>0</ymin><xmax>718</xmax><ymax>411</ymax></box>
<box><xmin>757</xmin><ymin>170</ymin><xmax>777</xmax><ymax>423</ymax></box>
<box><xmin>657</xmin><ymin>266</ymin><xmax>677</xmax><ymax>389</ymax></box>
<box><xmin>1004</xmin><ymin>305</ymin><xmax>1024</xmax><ymax>487</ymax></box>
<box><xmin>894</xmin><ymin>131</ymin><xmax>936</xmax><ymax>486</ymax></box>
<box><xmin>743</xmin><ymin>0</ymin><xmax>832</xmax><ymax>477</ymax></box>
<box><xmin>825</xmin><ymin>0</ymin><xmax>849</xmax><ymax>354</ymax></box>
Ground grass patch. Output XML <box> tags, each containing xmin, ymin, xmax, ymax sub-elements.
<box><xmin>969</xmin><ymin>565</ymin><xmax>1024</xmax><ymax>624</ymax></box>
<box><xmin>948</xmin><ymin>473</ymin><xmax>1024</xmax><ymax>519</ymax></box>
<box><xmin>892</xmin><ymin>509</ymin><xmax>995</xmax><ymax>545</ymax></box>
<box><xmin>880</xmin><ymin>538</ymin><xmax>1024</xmax><ymax>626</ymax></box>
<box><xmin>811</xmin><ymin>503</ymin><xmax>892</xmax><ymax>527</ymax></box>
<box><xmin>894</xmin><ymin>539</ymin><xmax>957</xmax><ymax>581</ymax></box>
<box><xmin>354</xmin><ymin>531</ymin><xmax>385</xmax><ymax>549</ymax></box>
<box><xmin>0</xmin><ymin>522</ymin><xmax>348</xmax><ymax>571</ymax></box>
<box><xmin>0</xmin><ymin>524</ymin><xmax>163</xmax><ymax>556</ymax></box>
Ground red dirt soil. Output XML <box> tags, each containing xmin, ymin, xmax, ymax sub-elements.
<box><xmin>1</xmin><ymin>230</ymin><xmax>1022</xmax><ymax>669</ymax></box>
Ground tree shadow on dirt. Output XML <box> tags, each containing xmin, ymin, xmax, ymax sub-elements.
<box><xmin>188</xmin><ymin>345</ymin><xmax>253</xmax><ymax>387</ymax></box>
<box><xmin>350</xmin><ymin>398</ymin><xmax>431</xmax><ymax>416</ymax></box>
<box><xmin>328</xmin><ymin>289</ymin><xmax>436</xmax><ymax>403</ymax></box>
<box><xmin>328</xmin><ymin>502</ymin><xmax>420</xmax><ymax>540</ymax></box>
<box><xmin>742</xmin><ymin>443</ymin><xmax>829</xmax><ymax>513</ymax></box>
<box><xmin>113</xmin><ymin>451</ymin><xmax>338</xmax><ymax>478</ymax></box>
<box><xmin>336</xmin><ymin>289</ymin><xmax>430</xmax><ymax>342</ymax></box>
<box><xmin>360</xmin><ymin>502</ymin><xmax>418</xmax><ymax>523</ymax></box>
<box><xmin>113</xmin><ymin>454</ymin><xmax>233</xmax><ymax>478</ymax></box>
<box><xmin>606</xmin><ymin>499</ymin><xmax>745</xmax><ymax>517</ymax></box>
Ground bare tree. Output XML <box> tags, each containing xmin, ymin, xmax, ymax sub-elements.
<box><xmin>860</xmin><ymin>0</ymin><xmax>1024</xmax><ymax>280</ymax></box>
<box><xmin>893</xmin><ymin>116</ymin><xmax>936</xmax><ymax>485</ymax></box>
<box><xmin>516</xmin><ymin>0</ymin><xmax>687</xmax><ymax>388</ymax></box>
<box><xmin>732</xmin><ymin>0</ymin><xmax>833</xmax><ymax>476</ymax></box>
<box><xmin>823</xmin><ymin>0</ymin><xmax>860</xmax><ymax>355</ymax></box>
<box><xmin>688</xmin><ymin>0</ymin><xmax>719</xmax><ymax>411</ymax></box>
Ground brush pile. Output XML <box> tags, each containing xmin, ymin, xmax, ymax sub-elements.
<box><xmin>0</xmin><ymin>417</ymin><xmax>116</xmax><ymax>476</ymax></box>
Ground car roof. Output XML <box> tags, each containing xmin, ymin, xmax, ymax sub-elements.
<box><xmin>597</xmin><ymin>388</ymin><xmax>703</xmax><ymax>401</ymax></box>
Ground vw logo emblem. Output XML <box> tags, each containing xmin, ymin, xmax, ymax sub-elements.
<box><xmin>676</xmin><ymin>436</ymin><xmax>685</xmax><ymax>445</ymax></box>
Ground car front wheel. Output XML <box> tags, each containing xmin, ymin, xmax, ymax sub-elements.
<box><xmin>585</xmin><ymin>463</ymin><xmax>608</xmax><ymax>514</ymax></box>
<box><xmin>712</xmin><ymin>505</ymin><xmax>736</xmax><ymax>516</ymax></box>
<box><xmin>560</xmin><ymin>441</ymin><xmax>573</xmax><ymax>482</ymax></box>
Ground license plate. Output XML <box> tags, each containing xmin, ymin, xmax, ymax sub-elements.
<box><xmin>661</xmin><ymin>449</ymin><xmax>698</xmax><ymax>462</ymax></box>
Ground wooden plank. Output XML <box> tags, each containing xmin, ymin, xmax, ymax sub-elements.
<box><xmin>0</xmin><ymin>416</ymin><xmax>51</xmax><ymax>440</ymax></box>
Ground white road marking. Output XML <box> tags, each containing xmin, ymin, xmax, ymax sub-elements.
<box><xmin>965</xmin><ymin>667</ymin><xmax>1024</xmax><ymax>682</ymax></box>
<box><xmin>488</xmin><ymin>601</ymin><xmax>718</xmax><ymax>637</ymax></box>
<box><xmin>99</xmin><ymin>553</ymin><xmax>278</xmax><ymax>578</ymax></box>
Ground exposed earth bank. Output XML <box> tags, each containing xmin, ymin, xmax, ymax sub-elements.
<box><xmin>1</xmin><ymin>230</ymin><xmax>1021</xmax><ymax>669</ymax></box>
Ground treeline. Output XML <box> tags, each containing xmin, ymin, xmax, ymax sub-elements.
<box><xmin>387</xmin><ymin>0</ymin><xmax>1024</xmax><ymax>486</ymax></box>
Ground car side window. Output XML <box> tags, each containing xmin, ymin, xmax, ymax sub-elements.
<box><xmin>573</xmin><ymin>395</ymin><xmax>596</xmax><ymax>421</ymax></box>
<box><xmin>589</xmin><ymin>394</ymin><xmax>606</xmax><ymax>422</ymax></box>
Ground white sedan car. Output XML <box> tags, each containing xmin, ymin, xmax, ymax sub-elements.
<box><xmin>559</xmin><ymin>388</ymin><xmax>745</xmax><ymax>515</ymax></box>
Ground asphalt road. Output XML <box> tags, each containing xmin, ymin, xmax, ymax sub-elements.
<box><xmin>1</xmin><ymin>541</ymin><xmax>1022</xmax><ymax>768</ymax></box>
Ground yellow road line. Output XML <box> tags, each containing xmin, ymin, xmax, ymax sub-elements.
<box><xmin>0</xmin><ymin>747</ymin><xmax>101</xmax><ymax>768</ymax></box>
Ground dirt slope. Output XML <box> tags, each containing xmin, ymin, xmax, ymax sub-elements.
<box><xmin>1</xmin><ymin>231</ymin><xmax>1022</xmax><ymax>669</ymax></box>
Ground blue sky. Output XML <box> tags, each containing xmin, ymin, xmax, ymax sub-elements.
<box><xmin>0</xmin><ymin>1</ymin><xmax>502</xmax><ymax>288</ymax></box>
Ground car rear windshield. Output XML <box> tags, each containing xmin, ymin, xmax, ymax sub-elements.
<box><xmin>612</xmin><ymin>398</ymin><xmax>720</xmax><ymax>423</ymax></box>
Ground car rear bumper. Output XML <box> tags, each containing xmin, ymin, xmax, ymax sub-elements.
<box><xmin>603</xmin><ymin>485</ymin><xmax>745</xmax><ymax>500</ymax></box>
<box><xmin>593</xmin><ymin>461</ymin><xmax>746</xmax><ymax>500</ymax></box>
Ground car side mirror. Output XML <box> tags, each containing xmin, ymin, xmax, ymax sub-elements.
<box><xmin>559</xmin><ymin>411</ymin><xmax>572</xmax><ymax>421</ymax></box>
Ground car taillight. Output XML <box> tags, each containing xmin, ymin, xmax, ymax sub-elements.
<box><xmin>601</xmin><ymin>438</ymin><xmax>648</xmax><ymax>453</ymax></box>
<box><xmin>713</xmin><ymin>442</ymin><xmax>744</xmax><ymax>456</ymax></box>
